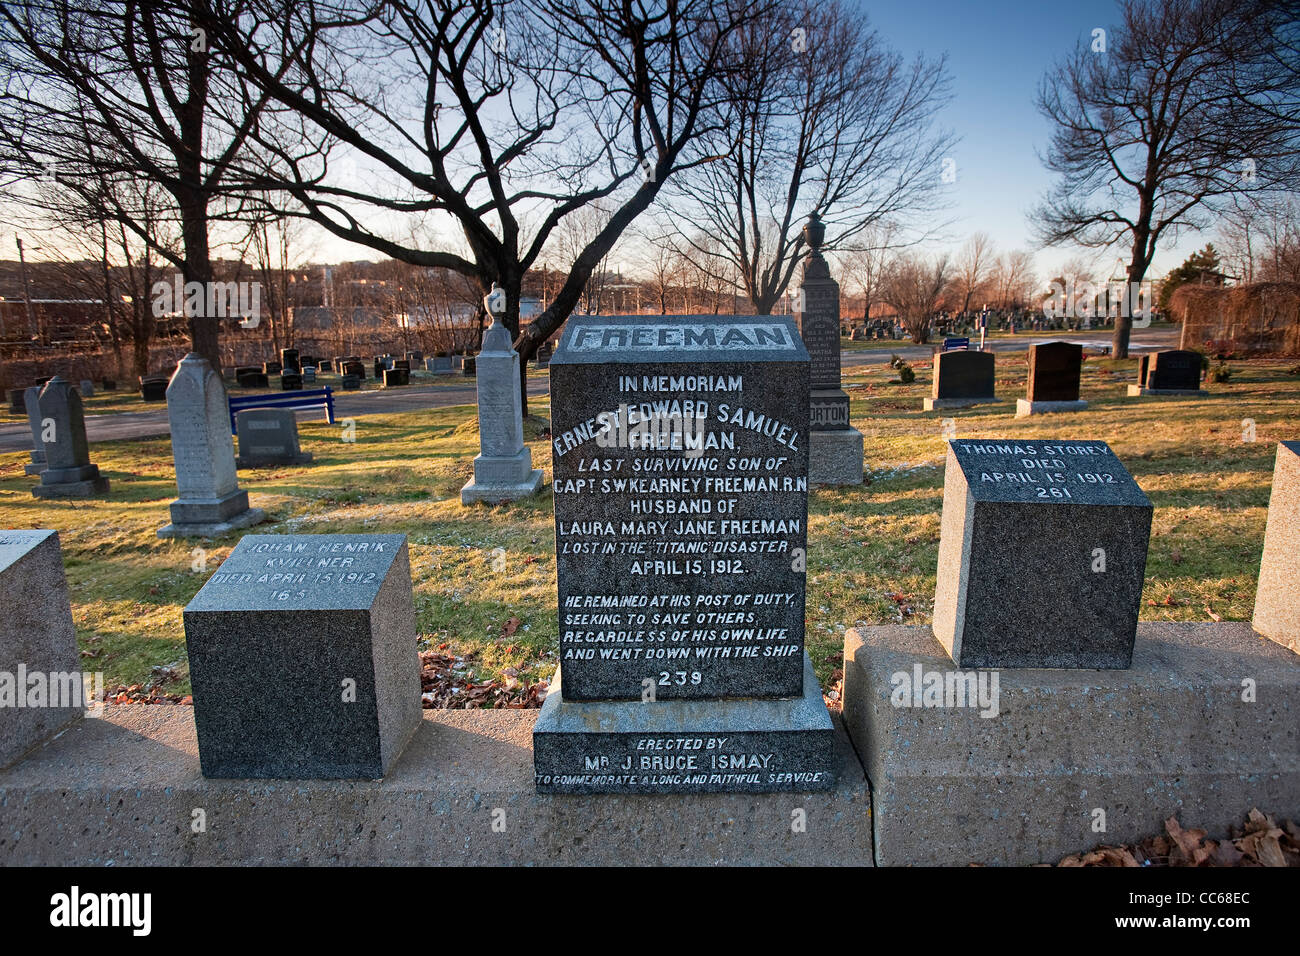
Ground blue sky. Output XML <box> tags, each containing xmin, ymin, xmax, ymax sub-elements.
<box><xmin>861</xmin><ymin>0</ymin><xmax>1202</xmax><ymax>278</ymax></box>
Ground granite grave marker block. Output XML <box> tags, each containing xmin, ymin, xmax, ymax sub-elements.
<box><xmin>31</xmin><ymin>377</ymin><xmax>110</xmax><ymax>498</ymax></box>
<box><xmin>535</xmin><ymin>314</ymin><xmax>835</xmax><ymax>793</ymax></box>
<box><xmin>235</xmin><ymin>408</ymin><xmax>313</xmax><ymax>468</ymax></box>
<box><xmin>140</xmin><ymin>375</ymin><xmax>168</xmax><ymax>401</ymax></box>
<box><xmin>933</xmin><ymin>438</ymin><xmax>1152</xmax><ymax>667</ymax></box>
<box><xmin>1253</xmin><ymin>441</ymin><xmax>1300</xmax><ymax>654</ymax></box>
<box><xmin>924</xmin><ymin>350</ymin><xmax>997</xmax><ymax>411</ymax></box>
<box><xmin>182</xmin><ymin>533</ymin><xmax>422</xmax><ymax>778</ymax></box>
<box><xmin>0</xmin><ymin>530</ymin><xmax>85</xmax><ymax>769</ymax></box>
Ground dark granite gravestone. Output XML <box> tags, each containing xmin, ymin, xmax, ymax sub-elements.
<box><xmin>343</xmin><ymin>360</ymin><xmax>365</xmax><ymax>380</ymax></box>
<box><xmin>262</xmin><ymin>360</ymin><xmax>282</xmax><ymax>376</ymax></box>
<box><xmin>302</xmin><ymin>366</ymin><xmax>316</xmax><ymax>384</ymax></box>
<box><xmin>0</xmin><ymin>530</ymin><xmax>84</xmax><ymax>769</ymax></box>
<box><xmin>299</xmin><ymin>354</ymin><xmax>315</xmax><ymax>368</ymax></box>
<box><xmin>279</xmin><ymin>348</ymin><xmax>300</xmax><ymax>373</ymax></box>
<box><xmin>32</xmin><ymin>377</ymin><xmax>110</xmax><ymax>498</ymax></box>
<box><xmin>462</xmin><ymin>357</ymin><xmax>476</xmax><ymax>376</ymax></box>
<box><xmin>795</xmin><ymin>213</ymin><xmax>862</xmax><ymax>484</ymax></box>
<box><xmin>373</xmin><ymin>358</ymin><xmax>384</xmax><ymax>379</ymax></box>
<box><xmin>7</xmin><ymin>389</ymin><xmax>26</xmax><ymax>414</ymax></box>
<box><xmin>236</xmin><ymin>369</ymin><xmax>269</xmax><ymax>388</ymax></box>
<box><xmin>924</xmin><ymin>350</ymin><xmax>996</xmax><ymax>411</ymax></box>
<box><xmin>1253</xmin><ymin>441</ymin><xmax>1300</xmax><ymax>655</ymax></box>
<box><xmin>281</xmin><ymin>371</ymin><xmax>303</xmax><ymax>390</ymax></box>
<box><xmin>140</xmin><ymin>375</ymin><xmax>169</xmax><ymax>402</ymax></box>
<box><xmin>534</xmin><ymin>313</ymin><xmax>836</xmax><ymax>794</ymax></box>
<box><xmin>1017</xmin><ymin>341</ymin><xmax>1087</xmax><ymax>416</ymax></box>
<box><xmin>317</xmin><ymin>358</ymin><xmax>333</xmax><ymax>372</ymax></box>
<box><xmin>342</xmin><ymin>373</ymin><xmax>361</xmax><ymax>390</ymax></box>
<box><xmin>183</xmin><ymin>533</ymin><xmax>422</xmax><ymax>778</ymax></box>
<box><xmin>932</xmin><ymin>439</ymin><xmax>1152</xmax><ymax>668</ymax></box>
<box><xmin>101</xmin><ymin>379</ymin><xmax>117</xmax><ymax>391</ymax></box>
<box><xmin>383</xmin><ymin>367</ymin><xmax>408</xmax><ymax>387</ymax></box>
<box><xmin>1128</xmin><ymin>349</ymin><xmax>1207</xmax><ymax>397</ymax></box>
<box><xmin>235</xmin><ymin>408</ymin><xmax>313</xmax><ymax>468</ymax></box>
<box><xmin>405</xmin><ymin>350</ymin><xmax>423</xmax><ymax>364</ymax></box>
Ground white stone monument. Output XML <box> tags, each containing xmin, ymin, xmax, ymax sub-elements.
<box><xmin>158</xmin><ymin>353</ymin><xmax>265</xmax><ymax>537</ymax></box>
<box><xmin>460</xmin><ymin>284</ymin><xmax>544</xmax><ymax>505</ymax></box>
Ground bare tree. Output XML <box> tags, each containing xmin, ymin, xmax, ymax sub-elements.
<box><xmin>837</xmin><ymin>222</ymin><xmax>902</xmax><ymax>325</ymax></box>
<box><xmin>952</xmin><ymin>232</ymin><xmax>996</xmax><ymax>317</ymax></box>
<box><xmin>0</xmin><ymin>0</ymin><xmax>280</xmax><ymax>373</ymax></box>
<box><xmin>881</xmin><ymin>252</ymin><xmax>950</xmax><ymax>345</ymax></box>
<box><xmin>665</xmin><ymin>0</ymin><xmax>952</xmax><ymax>314</ymax></box>
<box><xmin>1034</xmin><ymin>0</ymin><xmax>1300</xmax><ymax>357</ymax></box>
<box><xmin>992</xmin><ymin>249</ymin><xmax>1037</xmax><ymax>310</ymax></box>
<box><xmin>197</xmin><ymin>0</ymin><xmax>772</xmax><ymax>409</ymax></box>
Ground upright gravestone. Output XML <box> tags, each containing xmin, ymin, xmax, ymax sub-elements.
<box><xmin>7</xmin><ymin>389</ymin><xmax>25</xmax><ymax>414</ymax></box>
<box><xmin>1127</xmin><ymin>349</ymin><xmax>1208</xmax><ymax>397</ymax></box>
<box><xmin>157</xmin><ymin>353</ymin><xmax>265</xmax><ymax>538</ymax></box>
<box><xmin>1016</xmin><ymin>341</ymin><xmax>1087</xmax><ymax>417</ymax></box>
<box><xmin>933</xmin><ymin>438</ymin><xmax>1152</xmax><ymax>667</ymax></box>
<box><xmin>280</xmin><ymin>348</ymin><xmax>300</xmax><ymax>373</ymax></box>
<box><xmin>460</xmin><ymin>294</ymin><xmax>543</xmax><ymax>504</ymax></box>
<box><xmin>796</xmin><ymin>212</ymin><xmax>863</xmax><ymax>485</ymax></box>
<box><xmin>78</xmin><ymin>379</ymin><xmax>95</xmax><ymax>398</ymax></box>
<box><xmin>0</xmin><ymin>530</ymin><xmax>85</xmax><ymax>769</ymax></box>
<box><xmin>23</xmin><ymin>385</ymin><xmax>46</xmax><ymax>476</ymax></box>
<box><xmin>924</xmin><ymin>350</ymin><xmax>997</xmax><ymax>410</ymax></box>
<box><xmin>182</xmin><ymin>533</ymin><xmax>422</xmax><ymax>778</ymax></box>
<box><xmin>140</xmin><ymin>375</ymin><xmax>169</xmax><ymax>402</ymax></box>
<box><xmin>1253</xmin><ymin>441</ymin><xmax>1299</xmax><ymax>655</ymax></box>
<box><xmin>235</xmin><ymin>408</ymin><xmax>313</xmax><ymax>468</ymax></box>
<box><xmin>533</xmin><ymin>314</ymin><xmax>836</xmax><ymax>794</ymax></box>
<box><xmin>31</xmin><ymin>377</ymin><xmax>110</xmax><ymax>498</ymax></box>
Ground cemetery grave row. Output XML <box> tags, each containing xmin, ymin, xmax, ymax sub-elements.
<box><xmin>1</xmin><ymin>231</ymin><xmax>1295</xmax><ymax>865</ymax></box>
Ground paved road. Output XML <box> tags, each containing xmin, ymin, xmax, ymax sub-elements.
<box><xmin>0</xmin><ymin>328</ymin><xmax>1179</xmax><ymax>453</ymax></box>
<box><xmin>0</xmin><ymin>376</ymin><xmax>551</xmax><ymax>453</ymax></box>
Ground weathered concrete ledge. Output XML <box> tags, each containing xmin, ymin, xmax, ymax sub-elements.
<box><xmin>842</xmin><ymin>622</ymin><xmax>1300</xmax><ymax>866</ymax></box>
<box><xmin>0</xmin><ymin>707</ymin><xmax>871</xmax><ymax>866</ymax></box>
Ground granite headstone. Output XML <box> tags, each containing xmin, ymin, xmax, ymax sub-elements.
<box><xmin>533</xmin><ymin>313</ymin><xmax>835</xmax><ymax>795</ymax></box>
<box><xmin>1128</xmin><ymin>349</ymin><xmax>1207</xmax><ymax>397</ymax></box>
<box><xmin>1017</xmin><ymin>341</ymin><xmax>1087</xmax><ymax>417</ymax></box>
<box><xmin>0</xmin><ymin>530</ymin><xmax>86</xmax><ymax>770</ymax></box>
<box><xmin>31</xmin><ymin>377</ymin><xmax>110</xmax><ymax>498</ymax></box>
<box><xmin>932</xmin><ymin>438</ymin><xmax>1152</xmax><ymax>667</ymax></box>
<box><xmin>157</xmin><ymin>353</ymin><xmax>265</xmax><ymax>538</ymax></box>
<box><xmin>23</xmin><ymin>385</ymin><xmax>45</xmax><ymax>476</ymax></box>
<box><xmin>235</xmin><ymin>408</ymin><xmax>313</xmax><ymax>468</ymax></box>
<box><xmin>182</xmin><ymin>533</ymin><xmax>422</xmax><ymax>778</ymax></box>
<box><xmin>925</xmin><ymin>350</ymin><xmax>997</xmax><ymax>411</ymax></box>
<box><xmin>1253</xmin><ymin>441</ymin><xmax>1300</xmax><ymax>654</ymax></box>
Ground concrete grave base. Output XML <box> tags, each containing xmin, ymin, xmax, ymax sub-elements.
<box><xmin>1014</xmin><ymin>398</ymin><xmax>1088</xmax><ymax>417</ymax></box>
<box><xmin>157</xmin><ymin>507</ymin><xmax>266</xmax><ymax>539</ymax></box>
<box><xmin>923</xmin><ymin>396</ymin><xmax>996</xmax><ymax>411</ymax></box>
<box><xmin>808</xmin><ymin>427</ymin><xmax>864</xmax><ymax>486</ymax></box>
<box><xmin>32</xmin><ymin>474</ymin><xmax>110</xmax><ymax>498</ymax></box>
<box><xmin>533</xmin><ymin>653</ymin><xmax>837</xmax><ymax>795</ymax></box>
<box><xmin>0</xmin><ymin>707</ymin><xmax>871</xmax><ymax>866</ymax></box>
<box><xmin>1126</xmin><ymin>385</ymin><xmax>1209</xmax><ymax>397</ymax></box>
<box><xmin>23</xmin><ymin>462</ymin><xmax>44</xmax><ymax>476</ymax></box>
<box><xmin>841</xmin><ymin>622</ymin><xmax>1300</xmax><ymax>866</ymax></box>
<box><xmin>460</xmin><ymin>468</ymin><xmax>544</xmax><ymax>505</ymax></box>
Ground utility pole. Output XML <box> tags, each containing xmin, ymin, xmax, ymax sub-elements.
<box><xmin>16</xmin><ymin>235</ymin><xmax>37</xmax><ymax>339</ymax></box>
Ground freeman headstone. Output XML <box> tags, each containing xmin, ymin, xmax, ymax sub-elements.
<box><xmin>1253</xmin><ymin>441</ymin><xmax>1300</xmax><ymax>654</ymax></box>
<box><xmin>933</xmin><ymin>439</ymin><xmax>1152</xmax><ymax>667</ymax></box>
<box><xmin>182</xmin><ymin>533</ymin><xmax>422</xmax><ymax>778</ymax></box>
<box><xmin>796</xmin><ymin>213</ymin><xmax>863</xmax><ymax>485</ymax></box>
<box><xmin>533</xmin><ymin>314</ymin><xmax>836</xmax><ymax>794</ymax></box>
<box><xmin>460</xmin><ymin>317</ymin><xmax>543</xmax><ymax>504</ymax></box>
<box><xmin>157</xmin><ymin>353</ymin><xmax>265</xmax><ymax>538</ymax></box>
<box><xmin>924</xmin><ymin>350</ymin><xmax>997</xmax><ymax>411</ymax></box>
<box><xmin>0</xmin><ymin>530</ymin><xmax>85</xmax><ymax>769</ymax></box>
<box><xmin>1016</xmin><ymin>341</ymin><xmax>1087</xmax><ymax>417</ymax></box>
<box><xmin>31</xmin><ymin>377</ymin><xmax>110</xmax><ymax>498</ymax></box>
<box><xmin>235</xmin><ymin>408</ymin><xmax>313</xmax><ymax>468</ymax></box>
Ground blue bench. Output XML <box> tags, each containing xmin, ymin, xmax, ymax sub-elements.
<box><xmin>942</xmin><ymin>337</ymin><xmax>971</xmax><ymax>351</ymax></box>
<box><xmin>228</xmin><ymin>387</ymin><xmax>335</xmax><ymax>435</ymax></box>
